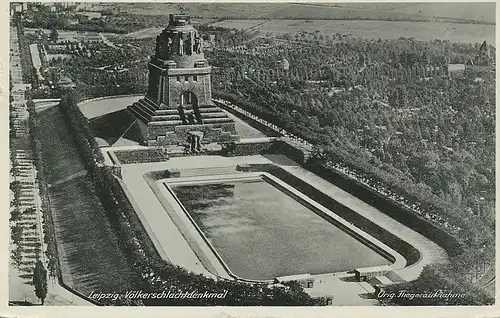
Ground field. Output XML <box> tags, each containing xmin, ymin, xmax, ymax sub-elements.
<box><xmin>24</xmin><ymin>29</ymin><xmax>110</xmax><ymax>43</ymax></box>
<box><xmin>333</xmin><ymin>3</ymin><xmax>495</xmax><ymax>23</ymax></box>
<box><xmin>105</xmin><ymin>3</ymin><xmax>494</xmax><ymax>24</ymax></box>
<box><xmin>38</xmin><ymin>107</ymin><xmax>140</xmax><ymax>294</ymax></box>
<box><xmin>212</xmin><ymin>19</ymin><xmax>495</xmax><ymax>45</ymax></box>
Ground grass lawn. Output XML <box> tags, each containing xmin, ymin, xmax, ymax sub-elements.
<box><xmin>38</xmin><ymin>107</ymin><xmax>86</xmax><ymax>183</ymax></box>
<box><xmin>38</xmin><ymin>107</ymin><xmax>140</xmax><ymax>294</ymax></box>
<box><xmin>79</xmin><ymin>95</ymin><xmax>141</xmax><ymax>119</ymax></box>
<box><xmin>50</xmin><ymin>175</ymin><xmax>139</xmax><ymax>294</ymax></box>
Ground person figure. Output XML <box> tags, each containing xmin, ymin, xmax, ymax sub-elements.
<box><xmin>178</xmin><ymin>35</ymin><xmax>184</xmax><ymax>55</ymax></box>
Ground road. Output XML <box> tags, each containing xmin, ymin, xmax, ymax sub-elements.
<box><xmin>9</xmin><ymin>20</ymin><xmax>93</xmax><ymax>306</ymax></box>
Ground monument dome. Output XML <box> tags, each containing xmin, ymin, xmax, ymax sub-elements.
<box><xmin>153</xmin><ymin>14</ymin><xmax>206</xmax><ymax>68</ymax></box>
<box><xmin>127</xmin><ymin>14</ymin><xmax>239</xmax><ymax>150</ymax></box>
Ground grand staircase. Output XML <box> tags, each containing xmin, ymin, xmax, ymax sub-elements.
<box><xmin>127</xmin><ymin>97</ymin><xmax>233</xmax><ymax>127</ymax></box>
<box><xmin>127</xmin><ymin>97</ymin><xmax>239</xmax><ymax>146</ymax></box>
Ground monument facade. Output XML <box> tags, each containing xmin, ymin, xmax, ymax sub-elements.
<box><xmin>128</xmin><ymin>14</ymin><xmax>239</xmax><ymax>149</ymax></box>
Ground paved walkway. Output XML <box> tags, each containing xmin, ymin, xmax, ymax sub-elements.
<box><xmin>121</xmin><ymin>164</ymin><xmax>216</xmax><ymax>278</ymax></box>
<box><xmin>118</xmin><ymin>154</ymin><xmax>448</xmax><ymax>304</ymax></box>
<box><xmin>120</xmin><ymin>156</ymin><xmax>273</xmax><ymax>277</ymax></box>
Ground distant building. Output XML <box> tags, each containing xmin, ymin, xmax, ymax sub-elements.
<box><xmin>62</xmin><ymin>2</ymin><xmax>77</xmax><ymax>8</ymax></box>
<box><xmin>465</xmin><ymin>41</ymin><xmax>494</xmax><ymax>74</ymax></box>
<box><xmin>447</xmin><ymin>41</ymin><xmax>494</xmax><ymax>78</ymax></box>
<box><xmin>447</xmin><ymin>63</ymin><xmax>466</xmax><ymax>76</ymax></box>
<box><xmin>56</xmin><ymin>76</ymin><xmax>76</xmax><ymax>89</ymax></box>
<box><xmin>278</xmin><ymin>58</ymin><xmax>290</xmax><ymax>71</ymax></box>
<box><xmin>209</xmin><ymin>34</ymin><xmax>216</xmax><ymax>46</ymax></box>
<box><xmin>68</xmin><ymin>18</ymin><xmax>79</xmax><ymax>25</ymax></box>
<box><xmin>76</xmin><ymin>11</ymin><xmax>102</xmax><ymax>21</ymax></box>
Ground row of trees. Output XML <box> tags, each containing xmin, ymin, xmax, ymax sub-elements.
<box><xmin>26</xmin><ymin>97</ymin><xmax>59</xmax><ymax>277</ymax></box>
<box><xmin>380</xmin><ymin>264</ymin><xmax>493</xmax><ymax>305</ymax></box>
<box><xmin>11</xmin><ymin>17</ymin><xmax>51</xmax><ymax>305</ymax></box>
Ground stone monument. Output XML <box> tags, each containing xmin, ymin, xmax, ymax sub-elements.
<box><xmin>128</xmin><ymin>14</ymin><xmax>239</xmax><ymax>148</ymax></box>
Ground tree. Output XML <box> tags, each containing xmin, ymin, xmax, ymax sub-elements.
<box><xmin>33</xmin><ymin>260</ymin><xmax>48</xmax><ymax>305</ymax></box>
<box><xmin>49</xmin><ymin>28</ymin><xmax>58</xmax><ymax>43</ymax></box>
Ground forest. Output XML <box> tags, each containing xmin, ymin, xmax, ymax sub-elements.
<box><xmin>206</xmin><ymin>34</ymin><xmax>495</xmax><ymax>303</ymax></box>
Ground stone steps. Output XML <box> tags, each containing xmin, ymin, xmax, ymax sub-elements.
<box><xmin>151</xmin><ymin>114</ymin><xmax>182</xmax><ymax>121</ymax></box>
<box><xmin>156</xmin><ymin>109</ymin><xmax>180</xmax><ymax>115</ymax></box>
<box><xmin>200</xmin><ymin>112</ymin><xmax>230</xmax><ymax>119</ymax></box>
<box><xmin>198</xmin><ymin>107</ymin><xmax>224</xmax><ymax>113</ymax></box>
<box><xmin>133</xmin><ymin>101</ymin><xmax>156</xmax><ymax>116</ymax></box>
<box><xmin>203</xmin><ymin>118</ymin><xmax>233</xmax><ymax>124</ymax></box>
<box><xmin>141</xmin><ymin>98</ymin><xmax>160</xmax><ymax>112</ymax></box>
<box><xmin>127</xmin><ymin>106</ymin><xmax>150</xmax><ymax>124</ymax></box>
<box><xmin>149</xmin><ymin>120</ymin><xmax>184</xmax><ymax>126</ymax></box>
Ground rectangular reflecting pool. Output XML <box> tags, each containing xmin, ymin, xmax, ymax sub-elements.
<box><xmin>171</xmin><ymin>177</ymin><xmax>391</xmax><ymax>280</ymax></box>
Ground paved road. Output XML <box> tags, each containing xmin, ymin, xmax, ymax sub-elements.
<box><xmin>9</xmin><ymin>21</ymin><xmax>94</xmax><ymax>307</ymax></box>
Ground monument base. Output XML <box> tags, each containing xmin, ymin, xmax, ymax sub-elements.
<box><xmin>129</xmin><ymin>97</ymin><xmax>240</xmax><ymax>147</ymax></box>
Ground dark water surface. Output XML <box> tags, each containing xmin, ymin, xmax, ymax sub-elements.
<box><xmin>172</xmin><ymin>179</ymin><xmax>391</xmax><ymax>280</ymax></box>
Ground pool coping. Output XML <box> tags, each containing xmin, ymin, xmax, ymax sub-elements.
<box><xmin>161</xmin><ymin>172</ymin><xmax>407</xmax><ymax>282</ymax></box>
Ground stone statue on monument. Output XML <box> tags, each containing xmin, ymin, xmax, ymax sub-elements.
<box><xmin>195</xmin><ymin>35</ymin><xmax>203</xmax><ymax>54</ymax></box>
<box><xmin>187</xmin><ymin>32</ymin><xmax>194</xmax><ymax>55</ymax></box>
<box><xmin>178</xmin><ymin>35</ymin><xmax>184</xmax><ymax>55</ymax></box>
<box><xmin>165</xmin><ymin>36</ymin><xmax>173</xmax><ymax>55</ymax></box>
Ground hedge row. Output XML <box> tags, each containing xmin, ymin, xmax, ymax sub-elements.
<box><xmin>113</xmin><ymin>149</ymin><xmax>169</xmax><ymax>164</ymax></box>
<box><xmin>26</xmin><ymin>97</ymin><xmax>59</xmax><ymax>276</ymax></box>
<box><xmin>58</xmin><ymin>94</ymin><xmax>104</xmax><ymax>169</ymax></box>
